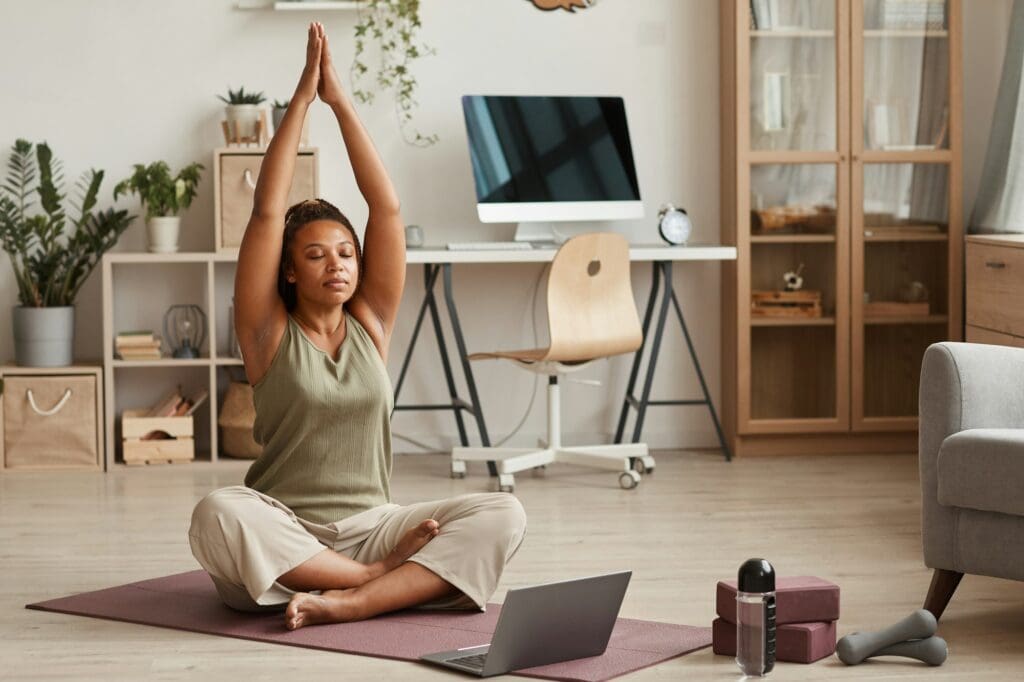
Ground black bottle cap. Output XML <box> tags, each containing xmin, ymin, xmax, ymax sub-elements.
<box><xmin>738</xmin><ymin>558</ymin><xmax>775</xmax><ymax>593</ymax></box>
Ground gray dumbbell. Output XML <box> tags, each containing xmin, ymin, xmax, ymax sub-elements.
<box><xmin>836</xmin><ymin>609</ymin><xmax>938</xmax><ymax>665</ymax></box>
<box><xmin>872</xmin><ymin>637</ymin><xmax>948</xmax><ymax>666</ymax></box>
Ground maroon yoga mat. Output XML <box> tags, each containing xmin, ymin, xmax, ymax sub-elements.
<box><xmin>26</xmin><ymin>570</ymin><xmax>711</xmax><ymax>682</ymax></box>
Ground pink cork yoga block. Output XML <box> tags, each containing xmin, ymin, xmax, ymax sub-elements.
<box><xmin>716</xmin><ymin>576</ymin><xmax>840</xmax><ymax>625</ymax></box>
<box><xmin>712</xmin><ymin>617</ymin><xmax>837</xmax><ymax>664</ymax></box>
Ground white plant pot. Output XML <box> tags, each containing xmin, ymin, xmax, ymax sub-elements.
<box><xmin>225</xmin><ymin>104</ymin><xmax>261</xmax><ymax>140</ymax></box>
<box><xmin>147</xmin><ymin>216</ymin><xmax>181</xmax><ymax>253</ymax></box>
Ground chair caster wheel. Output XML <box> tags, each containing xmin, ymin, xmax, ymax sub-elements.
<box><xmin>496</xmin><ymin>474</ymin><xmax>515</xmax><ymax>494</ymax></box>
<box><xmin>633</xmin><ymin>456</ymin><xmax>656</xmax><ymax>475</ymax></box>
<box><xmin>451</xmin><ymin>461</ymin><xmax>467</xmax><ymax>479</ymax></box>
<box><xmin>532</xmin><ymin>465</ymin><xmax>547</xmax><ymax>477</ymax></box>
<box><xmin>619</xmin><ymin>470</ymin><xmax>641</xmax><ymax>490</ymax></box>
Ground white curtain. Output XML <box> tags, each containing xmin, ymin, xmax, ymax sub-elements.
<box><xmin>971</xmin><ymin>0</ymin><xmax>1024</xmax><ymax>234</ymax></box>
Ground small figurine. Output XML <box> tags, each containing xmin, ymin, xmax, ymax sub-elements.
<box><xmin>784</xmin><ymin>263</ymin><xmax>805</xmax><ymax>291</ymax></box>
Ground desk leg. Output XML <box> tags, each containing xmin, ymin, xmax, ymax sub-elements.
<box><xmin>392</xmin><ymin>264</ymin><xmax>441</xmax><ymax>412</ymax></box>
<box><xmin>614</xmin><ymin>261</ymin><xmax>661</xmax><ymax>443</ymax></box>
<box><xmin>670</xmin><ymin>280</ymin><xmax>732</xmax><ymax>461</ymax></box>
<box><xmin>630</xmin><ymin>261</ymin><xmax>673</xmax><ymax>444</ymax></box>
<box><xmin>614</xmin><ymin>261</ymin><xmax>731</xmax><ymax>462</ymax></box>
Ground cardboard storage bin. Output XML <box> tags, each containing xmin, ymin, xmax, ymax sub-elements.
<box><xmin>121</xmin><ymin>409</ymin><xmax>194</xmax><ymax>465</ymax></box>
<box><xmin>2</xmin><ymin>370</ymin><xmax>101</xmax><ymax>471</ymax></box>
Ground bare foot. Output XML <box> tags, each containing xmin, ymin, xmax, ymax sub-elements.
<box><xmin>285</xmin><ymin>589</ymin><xmax>354</xmax><ymax>630</ymax></box>
<box><xmin>382</xmin><ymin>519</ymin><xmax>440</xmax><ymax>572</ymax></box>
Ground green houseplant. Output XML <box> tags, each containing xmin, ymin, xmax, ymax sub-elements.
<box><xmin>352</xmin><ymin>0</ymin><xmax>438</xmax><ymax>146</ymax></box>
<box><xmin>0</xmin><ymin>139</ymin><xmax>136</xmax><ymax>366</ymax></box>
<box><xmin>218</xmin><ymin>86</ymin><xmax>267</xmax><ymax>142</ymax></box>
<box><xmin>113</xmin><ymin>161</ymin><xmax>203</xmax><ymax>253</ymax></box>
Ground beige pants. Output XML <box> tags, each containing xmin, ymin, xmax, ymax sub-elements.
<box><xmin>188</xmin><ymin>486</ymin><xmax>527</xmax><ymax>613</ymax></box>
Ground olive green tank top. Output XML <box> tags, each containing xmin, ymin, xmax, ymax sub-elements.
<box><xmin>244</xmin><ymin>310</ymin><xmax>394</xmax><ymax>525</ymax></box>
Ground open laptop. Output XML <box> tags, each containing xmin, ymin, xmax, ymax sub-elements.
<box><xmin>420</xmin><ymin>571</ymin><xmax>631</xmax><ymax>677</ymax></box>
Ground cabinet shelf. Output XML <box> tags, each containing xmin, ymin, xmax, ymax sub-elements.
<box><xmin>863</xmin><ymin>315</ymin><xmax>948</xmax><ymax>326</ymax></box>
<box><xmin>864</xmin><ymin>228</ymin><xmax>948</xmax><ymax>242</ymax></box>
<box><xmin>864</xmin><ymin>29</ymin><xmax>949</xmax><ymax>38</ymax></box>
<box><xmin>751</xmin><ymin>234</ymin><xmax>836</xmax><ymax>244</ymax></box>
<box><xmin>750</xmin><ymin>316</ymin><xmax>836</xmax><ymax>327</ymax></box>
<box><xmin>112</xmin><ymin>358</ymin><xmax>211</xmax><ymax>368</ymax></box>
<box><xmin>750</xmin><ymin>29</ymin><xmax>834</xmax><ymax>38</ymax></box>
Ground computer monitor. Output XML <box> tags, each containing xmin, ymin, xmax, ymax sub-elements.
<box><xmin>461</xmin><ymin>95</ymin><xmax>643</xmax><ymax>242</ymax></box>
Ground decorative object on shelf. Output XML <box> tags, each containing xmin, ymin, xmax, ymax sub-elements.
<box><xmin>751</xmin><ymin>290</ymin><xmax>823</xmax><ymax>318</ymax></box>
<box><xmin>163</xmin><ymin>304</ymin><xmax>208</xmax><ymax>359</ymax></box>
<box><xmin>351</xmin><ymin>0</ymin><xmax>438</xmax><ymax>146</ymax></box>
<box><xmin>271</xmin><ymin>98</ymin><xmax>289</xmax><ymax>135</ymax></box>
<box><xmin>113</xmin><ymin>160</ymin><xmax>204</xmax><ymax>253</ymax></box>
<box><xmin>404</xmin><ymin>224</ymin><xmax>424</xmax><ymax>248</ymax></box>
<box><xmin>762</xmin><ymin>65</ymin><xmax>791</xmax><ymax>132</ymax></box>
<box><xmin>657</xmin><ymin>204</ymin><xmax>693</xmax><ymax>245</ymax></box>
<box><xmin>115</xmin><ymin>329</ymin><xmax>162</xmax><ymax>360</ymax></box>
<box><xmin>752</xmin><ymin>204</ymin><xmax>835</xmax><ymax>234</ymax></box>
<box><xmin>219</xmin><ymin>380</ymin><xmax>261</xmax><ymax>458</ymax></box>
<box><xmin>899</xmin><ymin>280</ymin><xmax>929</xmax><ymax>303</ymax></box>
<box><xmin>218</xmin><ymin>86</ymin><xmax>268</xmax><ymax>145</ymax></box>
<box><xmin>783</xmin><ymin>263</ymin><xmax>805</xmax><ymax>291</ymax></box>
<box><xmin>0</xmin><ymin>139</ymin><xmax>137</xmax><ymax>367</ymax></box>
<box><xmin>227</xmin><ymin>302</ymin><xmax>244</xmax><ymax>359</ymax></box>
<box><xmin>528</xmin><ymin>0</ymin><xmax>596</xmax><ymax>12</ymax></box>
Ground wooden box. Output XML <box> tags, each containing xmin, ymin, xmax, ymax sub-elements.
<box><xmin>213</xmin><ymin>146</ymin><xmax>319</xmax><ymax>252</ymax></box>
<box><xmin>751</xmin><ymin>290</ymin><xmax>823</xmax><ymax>318</ymax></box>
<box><xmin>1</xmin><ymin>366</ymin><xmax>103</xmax><ymax>471</ymax></box>
<box><xmin>121</xmin><ymin>409</ymin><xmax>194</xmax><ymax>465</ymax></box>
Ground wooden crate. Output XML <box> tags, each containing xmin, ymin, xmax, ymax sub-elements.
<box><xmin>751</xmin><ymin>290</ymin><xmax>823</xmax><ymax>318</ymax></box>
<box><xmin>121</xmin><ymin>409</ymin><xmax>194</xmax><ymax>465</ymax></box>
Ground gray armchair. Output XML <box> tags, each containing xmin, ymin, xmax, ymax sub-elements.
<box><xmin>919</xmin><ymin>342</ymin><xmax>1024</xmax><ymax>620</ymax></box>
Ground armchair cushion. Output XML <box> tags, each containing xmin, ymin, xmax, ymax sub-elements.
<box><xmin>937</xmin><ymin>428</ymin><xmax>1024</xmax><ymax>517</ymax></box>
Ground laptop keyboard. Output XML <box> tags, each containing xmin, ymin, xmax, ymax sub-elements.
<box><xmin>448</xmin><ymin>653</ymin><xmax>488</xmax><ymax>670</ymax></box>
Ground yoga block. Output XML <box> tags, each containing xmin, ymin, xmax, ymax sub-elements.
<box><xmin>716</xmin><ymin>576</ymin><xmax>840</xmax><ymax>625</ymax></box>
<box><xmin>713</xmin><ymin>617</ymin><xmax>837</xmax><ymax>664</ymax></box>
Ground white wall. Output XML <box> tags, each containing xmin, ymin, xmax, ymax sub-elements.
<box><xmin>0</xmin><ymin>0</ymin><xmax>1013</xmax><ymax>453</ymax></box>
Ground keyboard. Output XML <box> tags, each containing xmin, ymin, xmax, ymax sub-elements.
<box><xmin>446</xmin><ymin>241</ymin><xmax>533</xmax><ymax>251</ymax></box>
<box><xmin>448</xmin><ymin>653</ymin><xmax>488</xmax><ymax>671</ymax></box>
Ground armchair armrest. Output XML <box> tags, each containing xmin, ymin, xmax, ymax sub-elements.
<box><xmin>918</xmin><ymin>342</ymin><xmax>1024</xmax><ymax>569</ymax></box>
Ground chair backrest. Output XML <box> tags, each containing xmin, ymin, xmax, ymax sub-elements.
<box><xmin>544</xmin><ymin>232</ymin><xmax>643</xmax><ymax>362</ymax></box>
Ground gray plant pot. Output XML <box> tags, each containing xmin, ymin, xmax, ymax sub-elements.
<box><xmin>12</xmin><ymin>306</ymin><xmax>75</xmax><ymax>367</ymax></box>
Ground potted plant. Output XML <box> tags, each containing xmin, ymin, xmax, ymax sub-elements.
<box><xmin>352</xmin><ymin>0</ymin><xmax>438</xmax><ymax>146</ymax></box>
<box><xmin>272</xmin><ymin>98</ymin><xmax>290</xmax><ymax>135</ymax></box>
<box><xmin>113</xmin><ymin>161</ymin><xmax>203</xmax><ymax>253</ymax></box>
<box><xmin>0</xmin><ymin>139</ymin><xmax>136</xmax><ymax>367</ymax></box>
<box><xmin>218</xmin><ymin>86</ymin><xmax>266</xmax><ymax>141</ymax></box>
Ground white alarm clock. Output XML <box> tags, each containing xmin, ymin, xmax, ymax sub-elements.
<box><xmin>658</xmin><ymin>204</ymin><xmax>692</xmax><ymax>245</ymax></box>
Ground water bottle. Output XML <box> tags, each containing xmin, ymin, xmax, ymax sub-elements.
<box><xmin>736</xmin><ymin>558</ymin><xmax>776</xmax><ymax>676</ymax></box>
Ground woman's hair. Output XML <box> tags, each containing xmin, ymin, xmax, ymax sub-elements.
<box><xmin>277</xmin><ymin>198</ymin><xmax>362</xmax><ymax>311</ymax></box>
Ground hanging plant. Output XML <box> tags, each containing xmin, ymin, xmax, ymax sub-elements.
<box><xmin>351</xmin><ymin>0</ymin><xmax>438</xmax><ymax>147</ymax></box>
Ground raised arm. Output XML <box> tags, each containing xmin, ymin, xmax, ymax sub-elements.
<box><xmin>318</xmin><ymin>30</ymin><xmax>405</xmax><ymax>358</ymax></box>
<box><xmin>234</xmin><ymin>22</ymin><xmax>323</xmax><ymax>385</ymax></box>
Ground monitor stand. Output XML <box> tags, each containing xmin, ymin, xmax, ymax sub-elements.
<box><xmin>513</xmin><ymin>221</ymin><xmax>569</xmax><ymax>245</ymax></box>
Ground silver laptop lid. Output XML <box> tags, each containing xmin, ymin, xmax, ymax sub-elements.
<box><xmin>482</xmin><ymin>570</ymin><xmax>632</xmax><ymax>675</ymax></box>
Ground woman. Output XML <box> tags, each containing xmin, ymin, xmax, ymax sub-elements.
<box><xmin>189</xmin><ymin>23</ymin><xmax>527</xmax><ymax>631</ymax></box>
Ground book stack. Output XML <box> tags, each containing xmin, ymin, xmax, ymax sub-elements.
<box><xmin>147</xmin><ymin>387</ymin><xmax>209</xmax><ymax>419</ymax></box>
<box><xmin>882</xmin><ymin>0</ymin><xmax>946</xmax><ymax>30</ymax></box>
<box><xmin>713</xmin><ymin>576</ymin><xmax>841</xmax><ymax>664</ymax></box>
<box><xmin>116</xmin><ymin>330</ymin><xmax>162</xmax><ymax>360</ymax></box>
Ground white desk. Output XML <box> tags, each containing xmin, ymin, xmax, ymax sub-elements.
<box><xmin>393</xmin><ymin>243</ymin><xmax>738</xmax><ymax>469</ymax></box>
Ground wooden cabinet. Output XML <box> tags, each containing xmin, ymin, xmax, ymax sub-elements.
<box><xmin>214</xmin><ymin>147</ymin><xmax>319</xmax><ymax>251</ymax></box>
<box><xmin>966</xmin><ymin>234</ymin><xmax>1024</xmax><ymax>347</ymax></box>
<box><xmin>720</xmin><ymin>0</ymin><xmax>962</xmax><ymax>455</ymax></box>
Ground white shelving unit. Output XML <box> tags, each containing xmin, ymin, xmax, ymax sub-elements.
<box><xmin>101</xmin><ymin>252</ymin><xmax>244</xmax><ymax>468</ymax></box>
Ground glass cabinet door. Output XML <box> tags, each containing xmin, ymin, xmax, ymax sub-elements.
<box><xmin>859</xmin><ymin>0</ymin><xmax>950</xmax><ymax>152</ymax></box>
<box><xmin>749</xmin><ymin>0</ymin><xmax>838</xmax><ymax>151</ymax></box>
<box><xmin>748</xmin><ymin>163</ymin><xmax>846</xmax><ymax>425</ymax></box>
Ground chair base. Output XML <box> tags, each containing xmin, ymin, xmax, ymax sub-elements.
<box><xmin>452</xmin><ymin>443</ymin><xmax>653</xmax><ymax>492</ymax></box>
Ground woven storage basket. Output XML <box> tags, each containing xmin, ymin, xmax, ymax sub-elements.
<box><xmin>218</xmin><ymin>381</ymin><xmax>261</xmax><ymax>458</ymax></box>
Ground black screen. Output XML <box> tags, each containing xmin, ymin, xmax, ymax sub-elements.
<box><xmin>462</xmin><ymin>95</ymin><xmax>641</xmax><ymax>204</ymax></box>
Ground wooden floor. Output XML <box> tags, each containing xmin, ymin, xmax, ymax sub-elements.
<box><xmin>3</xmin><ymin>450</ymin><xmax>1022</xmax><ymax>680</ymax></box>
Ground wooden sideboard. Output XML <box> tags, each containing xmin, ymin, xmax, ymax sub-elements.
<box><xmin>966</xmin><ymin>234</ymin><xmax>1024</xmax><ymax>348</ymax></box>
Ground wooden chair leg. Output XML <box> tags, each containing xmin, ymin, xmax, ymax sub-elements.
<box><xmin>924</xmin><ymin>568</ymin><xmax>963</xmax><ymax>621</ymax></box>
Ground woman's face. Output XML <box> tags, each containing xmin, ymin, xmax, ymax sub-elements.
<box><xmin>286</xmin><ymin>219</ymin><xmax>359</xmax><ymax>306</ymax></box>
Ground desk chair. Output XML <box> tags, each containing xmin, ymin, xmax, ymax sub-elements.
<box><xmin>451</xmin><ymin>232</ymin><xmax>655</xmax><ymax>492</ymax></box>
